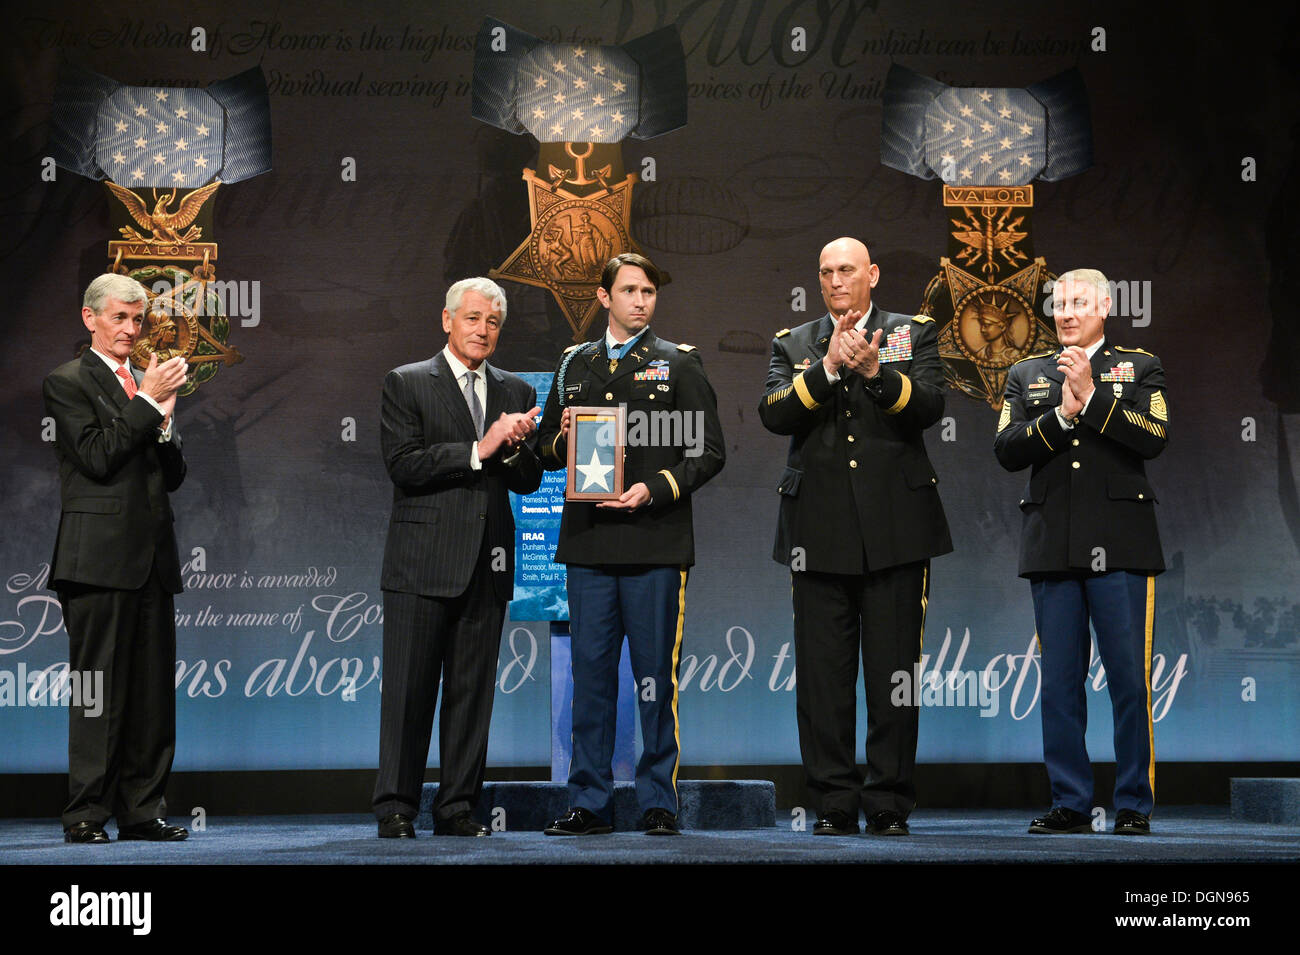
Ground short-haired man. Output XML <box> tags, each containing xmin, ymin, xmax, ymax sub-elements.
<box><xmin>372</xmin><ymin>277</ymin><xmax>542</xmax><ymax>839</ymax></box>
<box><xmin>994</xmin><ymin>268</ymin><xmax>1168</xmax><ymax>835</ymax></box>
<box><xmin>44</xmin><ymin>273</ymin><xmax>191</xmax><ymax>843</ymax></box>
<box><xmin>759</xmin><ymin>237</ymin><xmax>952</xmax><ymax>836</ymax></box>
<box><xmin>537</xmin><ymin>253</ymin><xmax>725</xmax><ymax>836</ymax></box>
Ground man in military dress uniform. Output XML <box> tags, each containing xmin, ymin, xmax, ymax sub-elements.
<box><xmin>537</xmin><ymin>253</ymin><xmax>725</xmax><ymax>836</ymax></box>
<box><xmin>994</xmin><ymin>268</ymin><xmax>1168</xmax><ymax>836</ymax></box>
<box><xmin>759</xmin><ymin>237</ymin><xmax>952</xmax><ymax>837</ymax></box>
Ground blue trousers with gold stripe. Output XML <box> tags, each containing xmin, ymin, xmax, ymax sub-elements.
<box><xmin>1031</xmin><ymin>571</ymin><xmax>1156</xmax><ymax>816</ymax></box>
<box><xmin>566</xmin><ymin>564</ymin><xmax>686</xmax><ymax>822</ymax></box>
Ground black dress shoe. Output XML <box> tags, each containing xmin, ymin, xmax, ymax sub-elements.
<box><xmin>433</xmin><ymin>812</ymin><xmax>489</xmax><ymax>837</ymax></box>
<box><xmin>1114</xmin><ymin>808</ymin><xmax>1151</xmax><ymax>835</ymax></box>
<box><xmin>377</xmin><ymin>813</ymin><xmax>416</xmax><ymax>839</ymax></box>
<box><xmin>866</xmin><ymin>810</ymin><xmax>910</xmax><ymax>836</ymax></box>
<box><xmin>117</xmin><ymin>818</ymin><xmax>189</xmax><ymax>842</ymax></box>
<box><xmin>1028</xmin><ymin>807</ymin><xmax>1093</xmax><ymax>834</ymax></box>
<box><xmin>639</xmin><ymin>808</ymin><xmax>680</xmax><ymax>835</ymax></box>
<box><xmin>813</xmin><ymin>810</ymin><xmax>859</xmax><ymax>835</ymax></box>
<box><xmin>64</xmin><ymin>821</ymin><xmax>110</xmax><ymax>844</ymax></box>
<box><xmin>544</xmin><ymin>807</ymin><xmax>613</xmax><ymax>836</ymax></box>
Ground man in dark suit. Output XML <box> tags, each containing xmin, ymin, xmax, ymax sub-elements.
<box><xmin>759</xmin><ymin>237</ymin><xmax>952</xmax><ymax>837</ymax></box>
<box><xmin>372</xmin><ymin>277</ymin><xmax>542</xmax><ymax>839</ymax></box>
<box><xmin>994</xmin><ymin>268</ymin><xmax>1168</xmax><ymax>836</ymax></box>
<box><xmin>536</xmin><ymin>253</ymin><xmax>725</xmax><ymax>836</ymax></box>
<box><xmin>43</xmin><ymin>273</ymin><xmax>191</xmax><ymax>844</ymax></box>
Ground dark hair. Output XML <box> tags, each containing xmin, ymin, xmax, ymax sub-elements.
<box><xmin>600</xmin><ymin>252</ymin><xmax>661</xmax><ymax>293</ymax></box>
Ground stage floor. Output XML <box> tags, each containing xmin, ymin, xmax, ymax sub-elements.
<box><xmin>3</xmin><ymin>807</ymin><xmax>1298</xmax><ymax>865</ymax></box>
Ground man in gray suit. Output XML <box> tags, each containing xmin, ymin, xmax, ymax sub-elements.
<box><xmin>372</xmin><ymin>277</ymin><xmax>542</xmax><ymax>838</ymax></box>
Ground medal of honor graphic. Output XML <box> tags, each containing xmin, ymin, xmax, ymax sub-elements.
<box><xmin>881</xmin><ymin>64</ymin><xmax>1094</xmax><ymax>410</ymax></box>
<box><xmin>471</xmin><ymin>17</ymin><xmax>687</xmax><ymax>342</ymax></box>
<box><xmin>48</xmin><ymin>64</ymin><xmax>272</xmax><ymax>394</ymax></box>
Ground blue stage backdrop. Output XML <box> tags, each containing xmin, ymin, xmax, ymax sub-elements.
<box><xmin>3</xmin><ymin>1</ymin><xmax>1298</xmax><ymax>773</ymax></box>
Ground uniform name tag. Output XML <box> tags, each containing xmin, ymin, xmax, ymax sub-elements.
<box><xmin>878</xmin><ymin>325</ymin><xmax>913</xmax><ymax>363</ymax></box>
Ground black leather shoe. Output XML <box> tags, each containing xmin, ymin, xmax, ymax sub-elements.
<box><xmin>1028</xmin><ymin>807</ymin><xmax>1093</xmax><ymax>834</ymax></box>
<box><xmin>1114</xmin><ymin>809</ymin><xmax>1151</xmax><ymax>835</ymax></box>
<box><xmin>813</xmin><ymin>810</ymin><xmax>859</xmax><ymax>835</ymax></box>
<box><xmin>117</xmin><ymin>818</ymin><xmax>189</xmax><ymax>841</ymax></box>
<box><xmin>866</xmin><ymin>810</ymin><xmax>910</xmax><ymax>836</ymax></box>
<box><xmin>544</xmin><ymin>807</ymin><xmax>613</xmax><ymax>836</ymax></box>
<box><xmin>64</xmin><ymin>821</ymin><xmax>110</xmax><ymax>844</ymax></box>
<box><xmin>433</xmin><ymin>812</ymin><xmax>489</xmax><ymax>837</ymax></box>
<box><xmin>640</xmin><ymin>808</ymin><xmax>680</xmax><ymax>835</ymax></box>
<box><xmin>377</xmin><ymin>813</ymin><xmax>416</xmax><ymax>839</ymax></box>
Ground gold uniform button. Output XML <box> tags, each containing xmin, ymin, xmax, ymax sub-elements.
<box><xmin>1071</xmin><ymin>461</ymin><xmax>1080</xmax><ymax>469</ymax></box>
<box><xmin>605</xmin><ymin>392</ymin><xmax>613</xmax><ymax>401</ymax></box>
<box><xmin>847</xmin><ymin>435</ymin><xmax>856</xmax><ymax>443</ymax></box>
<box><xmin>1138</xmin><ymin>493</ymin><xmax>1144</xmax><ymax>500</ymax></box>
<box><xmin>649</xmin><ymin>394</ymin><xmax>655</xmax><ymax>400</ymax></box>
<box><xmin>1071</xmin><ymin>438</ymin><xmax>1080</xmax><ymax>447</ymax></box>
<box><xmin>849</xmin><ymin>460</ymin><xmax>858</xmax><ymax>469</ymax></box>
<box><xmin>845</xmin><ymin>410</ymin><xmax>852</xmax><ymax>418</ymax></box>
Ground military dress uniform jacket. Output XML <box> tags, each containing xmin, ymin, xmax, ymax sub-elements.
<box><xmin>758</xmin><ymin>308</ymin><xmax>953</xmax><ymax>574</ymax></box>
<box><xmin>993</xmin><ymin>344</ymin><xmax>1168</xmax><ymax>577</ymax></box>
<box><xmin>537</xmin><ymin>329</ymin><xmax>725</xmax><ymax>567</ymax></box>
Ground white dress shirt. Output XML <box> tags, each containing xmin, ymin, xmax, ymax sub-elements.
<box><xmin>442</xmin><ymin>346</ymin><xmax>487</xmax><ymax>470</ymax></box>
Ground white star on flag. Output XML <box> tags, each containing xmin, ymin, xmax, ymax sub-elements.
<box><xmin>174</xmin><ymin>138</ymin><xmax>188</xmax><ymax>151</ymax></box>
<box><xmin>154</xmin><ymin>90</ymin><xmax>167</xmax><ymax>101</ymax></box>
<box><xmin>515</xmin><ymin>43</ymin><xmax>640</xmax><ymax>143</ymax></box>
<box><xmin>922</xmin><ymin>85</ymin><xmax>1048</xmax><ymax>186</ymax></box>
<box><xmin>175</xmin><ymin>107</ymin><xmax>188</xmax><ymax>119</ymax></box>
<box><xmin>576</xmin><ymin>449</ymin><xmax>614</xmax><ymax>491</ymax></box>
<box><xmin>111</xmin><ymin>151</ymin><xmax>125</xmax><ymax>164</ymax></box>
<box><xmin>114</xmin><ymin>120</ymin><xmax>127</xmax><ymax>133</ymax></box>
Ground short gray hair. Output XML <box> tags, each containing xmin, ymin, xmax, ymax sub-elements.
<box><xmin>83</xmin><ymin>273</ymin><xmax>149</xmax><ymax>314</ymax></box>
<box><xmin>445</xmin><ymin>277</ymin><xmax>507</xmax><ymax>323</ymax></box>
<box><xmin>1053</xmin><ymin>268</ymin><xmax>1110</xmax><ymax>304</ymax></box>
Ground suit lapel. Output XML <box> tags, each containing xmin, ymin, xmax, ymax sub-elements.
<box><xmin>809</xmin><ymin>314</ymin><xmax>835</xmax><ymax>361</ymax></box>
<box><xmin>483</xmin><ymin>362</ymin><xmax>507</xmax><ymax>424</ymax></box>
<box><xmin>83</xmin><ymin>351</ymin><xmax>129</xmax><ymax>410</ymax></box>
<box><xmin>429</xmin><ymin>352</ymin><xmax>478</xmax><ymax>439</ymax></box>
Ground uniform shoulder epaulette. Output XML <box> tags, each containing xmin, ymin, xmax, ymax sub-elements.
<box><xmin>1115</xmin><ymin>345</ymin><xmax>1155</xmax><ymax>357</ymax></box>
<box><xmin>1012</xmin><ymin>351</ymin><xmax>1054</xmax><ymax>365</ymax></box>
<box><xmin>562</xmin><ymin>342</ymin><xmax>584</xmax><ymax>354</ymax></box>
<box><xmin>775</xmin><ymin>328</ymin><xmax>791</xmax><ymax>338</ymax></box>
<box><xmin>911</xmin><ymin>314</ymin><xmax>935</xmax><ymax>324</ymax></box>
<box><xmin>677</xmin><ymin>343</ymin><xmax>697</xmax><ymax>352</ymax></box>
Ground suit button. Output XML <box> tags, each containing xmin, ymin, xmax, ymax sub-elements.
<box><xmin>849</xmin><ymin>460</ymin><xmax>858</xmax><ymax>468</ymax></box>
<box><xmin>1071</xmin><ymin>461</ymin><xmax>1080</xmax><ymax>469</ymax></box>
<box><xmin>1072</xmin><ymin>438</ymin><xmax>1080</xmax><ymax>447</ymax></box>
<box><xmin>847</xmin><ymin>435</ymin><xmax>855</xmax><ymax>443</ymax></box>
<box><xmin>478</xmin><ymin>514</ymin><xmax>486</xmax><ymax>520</ymax></box>
<box><xmin>605</xmin><ymin>392</ymin><xmax>613</xmax><ymax>400</ymax></box>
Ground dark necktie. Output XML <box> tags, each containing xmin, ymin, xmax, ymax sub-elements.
<box><xmin>463</xmin><ymin>371</ymin><xmax>484</xmax><ymax>438</ymax></box>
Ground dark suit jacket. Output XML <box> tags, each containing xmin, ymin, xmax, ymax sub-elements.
<box><xmin>994</xmin><ymin>342</ymin><xmax>1168</xmax><ymax>577</ymax></box>
<box><xmin>43</xmin><ymin>351</ymin><xmax>185</xmax><ymax>593</ymax></box>
<box><xmin>759</xmin><ymin>306</ymin><xmax>953</xmax><ymax>574</ymax></box>
<box><xmin>379</xmin><ymin>351</ymin><xmax>543</xmax><ymax>602</ymax></box>
<box><xmin>536</xmin><ymin>329</ymin><xmax>725</xmax><ymax>567</ymax></box>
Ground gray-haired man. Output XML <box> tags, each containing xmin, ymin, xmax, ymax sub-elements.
<box><xmin>372</xmin><ymin>277</ymin><xmax>543</xmax><ymax>838</ymax></box>
<box><xmin>44</xmin><ymin>273</ymin><xmax>190</xmax><ymax>843</ymax></box>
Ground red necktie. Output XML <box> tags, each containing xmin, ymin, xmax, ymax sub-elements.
<box><xmin>115</xmin><ymin>366</ymin><xmax>138</xmax><ymax>399</ymax></box>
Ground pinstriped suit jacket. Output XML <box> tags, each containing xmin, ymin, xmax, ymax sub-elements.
<box><xmin>379</xmin><ymin>351</ymin><xmax>542</xmax><ymax>602</ymax></box>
